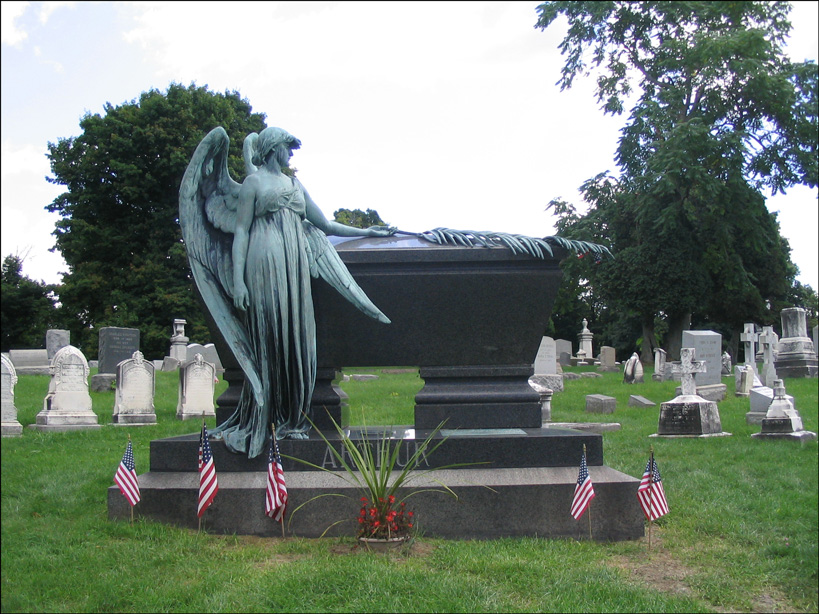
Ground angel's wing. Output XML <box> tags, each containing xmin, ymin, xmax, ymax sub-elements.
<box><xmin>178</xmin><ymin>126</ymin><xmax>265</xmax><ymax>407</ymax></box>
<box><xmin>302</xmin><ymin>221</ymin><xmax>391</xmax><ymax>324</ymax></box>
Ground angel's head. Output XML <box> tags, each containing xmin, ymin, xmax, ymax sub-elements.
<box><xmin>254</xmin><ymin>127</ymin><xmax>301</xmax><ymax>167</ymax></box>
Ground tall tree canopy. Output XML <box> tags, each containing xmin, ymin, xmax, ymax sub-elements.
<box><xmin>536</xmin><ymin>1</ymin><xmax>818</xmax><ymax>360</ymax></box>
<box><xmin>46</xmin><ymin>83</ymin><xmax>267</xmax><ymax>358</ymax></box>
<box><xmin>1</xmin><ymin>254</ymin><xmax>59</xmax><ymax>352</ymax></box>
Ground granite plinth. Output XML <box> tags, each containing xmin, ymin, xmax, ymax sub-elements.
<box><xmin>673</xmin><ymin>383</ymin><xmax>726</xmax><ymax>402</ymax></box>
<box><xmin>111</xmin><ymin>427</ymin><xmax>644</xmax><ymax>541</ymax></box>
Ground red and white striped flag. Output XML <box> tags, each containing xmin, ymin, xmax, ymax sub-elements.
<box><xmin>265</xmin><ymin>430</ymin><xmax>288</xmax><ymax>522</ymax></box>
<box><xmin>570</xmin><ymin>449</ymin><xmax>595</xmax><ymax>520</ymax></box>
<box><xmin>197</xmin><ymin>422</ymin><xmax>218</xmax><ymax>517</ymax></box>
<box><xmin>114</xmin><ymin>440</ymin><xmax>140</xmax><ymax>506</ymax></box>
<box><xmin>637</xmin><ymin>453</ymin><xmax>669</xmax><ymax>521</ymax></box>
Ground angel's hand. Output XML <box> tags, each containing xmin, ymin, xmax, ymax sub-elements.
<box><xmin>366</xmin><ymin>225</ymin><xmax>397</xmax><ymax>237</ymax></box>
<box><xmin>233</xmin><ymin>282</ymin><xmax>250</xmax><ymax>312</ymax></box>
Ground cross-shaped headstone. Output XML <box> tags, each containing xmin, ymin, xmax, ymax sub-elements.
<box><xmin>671</xmin><ymin>347</ymin><xmax>706</xmax><ymax>396</ymax></box>
<box><xmin>740</xmin><ymin>323</ymin><xmax>758</xmax><ymax>368</ymax></box>
<box><xmin>759</xmin><ymin>326</ymin><xmax>777</xmax><ymax>366</ymax></box>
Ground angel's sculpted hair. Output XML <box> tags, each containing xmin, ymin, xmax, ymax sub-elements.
<box><xmin>253</xmin><ymin>127</ymin><xmax>301</xmax><ymax>167</ymax></box>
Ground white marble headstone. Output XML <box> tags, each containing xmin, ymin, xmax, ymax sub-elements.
<box><xmin>113</xmin><ymin>351</ymin><xmax>157</xmax><ymax>424</ymax></box>
<box><xmin>533</xmin><ymin>337</ymin><xmax>557</xmax><ymax>375</ymax></box>
<box><xmin>176</xmin><ymin>353</ymin><xmax>216</xmax><ymax>420</ymax></box>
<box><xmin>33</xmin><ymin>345</ymin><xmax>99</xmax><ymax>430</ymax></box>
<box><xmin>2</xmin><ymin>354</ymin><xmax>22</xmax><ymax>436</ymax></box>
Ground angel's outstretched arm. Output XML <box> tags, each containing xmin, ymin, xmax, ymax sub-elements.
<box><xmin>232</xmin><ymin>177</ymin><xmax>255</xmax><ymax>311</ymax></box>
<box><xmin>300</xmin><ymin>181</ymin><xmax>394</xmax><ymax>238</ymax></box>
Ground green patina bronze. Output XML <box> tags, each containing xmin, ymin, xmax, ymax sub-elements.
<box><xmin>179</xmin><ymin>127</ymin><xmax>393</xmax><ymax>458</ymax></box>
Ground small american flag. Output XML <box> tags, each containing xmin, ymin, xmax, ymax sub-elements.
<box><xmin>570</xmin><ymin>449</ymin><xmax>595</xmax><ymax>520</ymax></box>
<box><xmin>265</xmin><ymin>431</ymin><xmax>288</xmax><ymax>522</ymax></box>
<box><xmin>637</xmin><ymin>454</ymin><xmax>669</xmax><ymax>521</ymax></box>
<box><xmin>114</xmin><ymin>440</ymin><xmax>140</xmax><ymax>506</ymax></box>
<box><xmin>197</xmin><ymin>423</ymin><xmax>219</xmax><ymax>518</ymax></box>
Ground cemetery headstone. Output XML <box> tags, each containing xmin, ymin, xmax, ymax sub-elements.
<box><xmin>747</xmin><ymin>385</ymin><xmax>795</xmax><ymax>425</ymax></box>
<box><xmin>652</xmin><ymin>348</ymin><xmax>667</xmax><ymax>382</ymax></box>
<box><xmin>681</xmin><ymin>329</ymin><xmax>726</xmax><ymax>400</ymax></box>
<box><xmin>586</xmin><ymin>394</ymin><xmax>616</xmax><ymax>414</ymax></box>
<box><xmin>31</xmin><ymin>345</ymin><xmax>100</xmax><ymax>431</ymax></box>
<box><xmin>93</xmin><ymin>327</ymin><xmax>140</xmax><ymax>392</ymax></box>
<box><xmin>628</xmin><ymin>395</ymin><xmax>656</xmax><ymax>408</ymax></box>
<box><xmin>9</xmin><ymin>349</ymin><xmax>50</xmax><ymax>375</ymax></box>
<box><xmin>176</xmin><ymin>353</ymin><xmax>216</xmax><ymax>420</ymax></box>
<box><xmin>759</xmin><ymin>326</ymin><xmax>779</xmax><ymax>388</ymax></box>
<box><xmin>774</xmin><ymin>307</ymin><xmax>818</xmax><ymax>378</ymax></box>
<box><xmin>163</xmin><ymin>319</ymin><xmax>189</xmax><ymax>371</ymax></box>
<box><xmin>740</xmin><ymin>323</ymin><xmax>758</xmax><ymax>373</ymax></box>
<box><xmin>46</xmin><ymin>329</ymin><xmax>70</xmax><ymax>360</ymax></box>
<box><xmin>186</xmin><ymin>343</ymin><xmax>224</xmax><ymax>374</ymax></box>
<box><xmin>721</xmin><ymin>351</ymin><xmax>731</xmax><ymax>376</ymax></box>
<box><xmin>734</xmin><ymin>365</ymin><xmax>756</xmax><ymax>397</ymax></box>
<box><xmin>555</xmin><ymin>339</ymin><xmax>572</xmax><ymax>366</ymax></box>
<box><xmin>2</xmin><ymin>354</ymin><xmax>23</xmax><ymax>436</ymax></box>
<box><xmin>751</xmin><ymin>380</ymin><xmax>816</xmax><ymax>441</ymax></box>
<box><xmin>531</xmin><ymin>336</ymin><xmax>563</xmax><ymax>392</ymax></box>
<box><xmin>112</xmin><ymin>351</ymin><xmax>157</xmax><ymax>425</ymax></box>
<box><xmin>653</xmin><ymin>347</ymin><xmax>730</xmax><ymax>438</ymax></box>
<box><xmin>577</xmin><ymin>319</ymin><xmax>594</xmax><ymax>359</ymax></box>
<box><xmin>622</xmin><ymin>352</ymin><xmax>643</xmax><ymax>383</ymax></box>
<box><xmin>814</xmin><ymin>325</ymin><xmax>818</xmax><ymax>359</ymax></box>
<box><xmin>598</xmin><ymin>346</ymin><xmax>618</xmax><ymax>372</ymax></box>
<box><xmin>575</xmin><ymin>349</ymin><xmax>588</xmax><ymax>365</ymax></box>
<box><xmin>756</xmin><ymin>328</ymin><xmax>778</xmax><ymax>363</ymax></box>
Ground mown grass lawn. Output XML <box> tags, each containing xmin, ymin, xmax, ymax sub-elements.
<box><xmin>1</xmin><ymin>366</ymin><xmax>816</xmax><ymax>613</ymax></box>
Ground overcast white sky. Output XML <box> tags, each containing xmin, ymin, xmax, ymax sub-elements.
<box><xmin>2</xmin><ymin>1</ymin><xmax>817</xmax><ymax>291</ymax></box>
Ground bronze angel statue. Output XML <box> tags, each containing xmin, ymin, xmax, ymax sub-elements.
<box><xmin>179</xmin><ymin>126</ymin><xmax>393</xmax><ymax>458</ymax></box>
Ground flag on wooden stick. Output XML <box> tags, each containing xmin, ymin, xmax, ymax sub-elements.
<box><xmin>265</xmin><ymin>430</ymin><xmax>288</xmax><ymax>522</ymax></box>
<box><xmin>197</xmin><ymin>422</ymin><xmax>219</xmax><ymax>517</ymax></box>
<box><xmin>114</xmin><ymin>439</ymin><xmax>140</xmax><ymax>506</ymax></box>
<box><xmin>570</xmin><ymin>447</ymin><xmax>595</xmax><ymax>520</ymax></box>
<box><xmin>637</xmin><ymin>452</ymin><xmax>669</xmax><ymax>521</ymax></box>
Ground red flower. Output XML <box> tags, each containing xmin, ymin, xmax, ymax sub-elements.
<box><xmin>388</xmin><ymin>495</ymin><xmax>395</xmax><ymax>504</ymax></box>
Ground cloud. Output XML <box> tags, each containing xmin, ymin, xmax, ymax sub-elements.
<box><xmin>1</xmin><ymin>1</ymin><xmax>30</xmax><ymax>46</ymax></box>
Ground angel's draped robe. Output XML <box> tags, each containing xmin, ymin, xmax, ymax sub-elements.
<box><xmin>214</xmin><ymin>181</ymin><xmax>315</xmax><ymax>456</ymax></box>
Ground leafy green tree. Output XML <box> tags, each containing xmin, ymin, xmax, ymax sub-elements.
<box><xmin>1</xmin><ymin>255</ymin><xmax>59</xmax><ymax>352</ymax></box>
<box><xmin>536</xmin><ymin>1</ymin><xmax>817</xmax><ymax>360</ymax></box>
<box><xmin>332</xmin><ymin>208</ymin><xmax>389</xmax><ymax>229</ymax></box>
<box><xmin>46</xmin><ymin>83</ymin><xmax>267</xmax><ymax>358</ymax></box>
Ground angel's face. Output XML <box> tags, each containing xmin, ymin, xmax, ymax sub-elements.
<box><xmin>275</xmin><ymin>143</ymin><xmax>293</xmax><ymax>167</ymax></box>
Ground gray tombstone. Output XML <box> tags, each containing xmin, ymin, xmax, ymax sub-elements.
<box><xmin>186</xmin><ymin>343</ymin><xmax>224</xmax><ymax>374</ymax></box>
<box><xmin>8</xmin><ymin>349</ymin><xmax>50</xmax><ymax>375</ymax></box>
<box><xmin>774</xmin><ymin>307</ymin><xmax>818</xmax><ymax>378</ymax></box>
<box><xmin>46</xmin><ymin>329</ymin><xmax>70</xmax><ymax>361</ymax></box>
<box><xmin>32</xmin><ymin>345</ymin><xmax>100</xmax><ymax>431</ymax></box>
<box><xmin>2</xmin><ymin>354</ymin><xmax>23</xmax><ymax>436</ymax></box>
<box><xmin>176</xmin><ymin>353</ymin><xmax>216</xmax><ymax>420</ymax></box>
<box><xmin>814</xmin><ymin>325</ymin><xmax>818</xmax><ymax>359</ymax></box>
<box><xmin>112</xmin><ymin>351</ymin><xmax>157</xmax><ymax>425</ymax></box>
<box><xmin>586</xmin><ymin>394</ymin><xmax>616</xmax><ymax>414</ymax></box>
<box><xmin>555</xmin><ymin>339</ymin><xmax>572</xmax><ymax>366</ymax></box>
<box><xmin>97</xmin><ymin>327</ymin><xmax>141</xmax><ymax>374</ymax></box>
<box><xmin>653</xmin><ymin>348</ymin><xmax>730</xmax><ymax>438</ymax></box>
<box><xmin>747</xmin><ymin>385</ymin><xmax>796</xmax><ymax>424</ymax></box>
<box><xmin>652</xmin><ymin>348</ymin><xmax>667</xmax><ymax>382</ymax></box>
<box><xmin>598</xmin><ymin>346</ymin><xmax>618</xmax><ymax>372</ymax></box>
<box><xmin>170</xmin><ymin>319</ymin><xmax>189</xmax><ymax>363</ymax></box>
<box><xmin>681</xmin><ymin>330</ymin><xmax>722</xmax><ymax>386</ymax></box>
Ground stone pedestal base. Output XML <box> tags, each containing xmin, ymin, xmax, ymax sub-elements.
<box><xmin>2</xmin><ymin>421</ymin><xmax>23</xmax><ymax>437</ymax></box>
<box><xmin>112</xmin><ymin>413</ymin><xmax>157</xmax><ymax>425</ymax></box>
<box><xmin>773</xmin><ymin>357</ymin><xmax>818</xmax><ymax>378</ymax></box>
<box><xmin>109</xmin><ymin>427</ymin><xmax>644</xmax><ymax>542</ymax></box>
<box><xmin>90</xmin><ymin>374</ymin><xmax>116</xmax><ymax>392</ymax></box>
<box><xmin>654</xmin><ymin>395</ymin><xmax>729</xmax><ymax>437</ymax></box>
<box><xmin>751</xmin><ymin>430</ymin><xmax>817</xmax><ymax>441</ymax></box>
